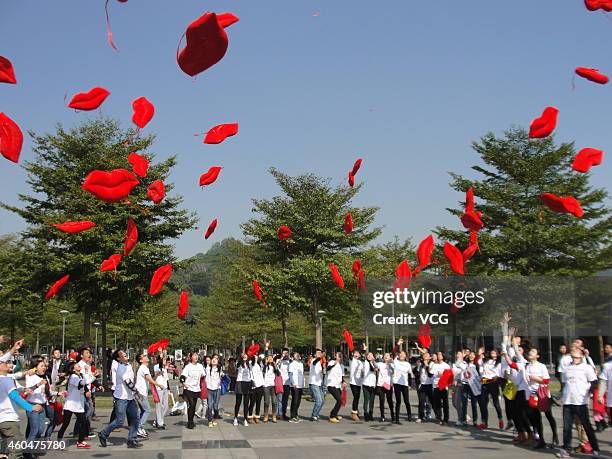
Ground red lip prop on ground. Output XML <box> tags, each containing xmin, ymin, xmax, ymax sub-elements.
<box><xmin>68</xmin><ymin>87</ymin><xmax>111</xmax><ymax>111</ymax></box>
<box><xmin>52</xmin><ymin>221</ymin><xmax>96</xmax><ymax>233</ymax></box>
<box><xmin>0</xmin><ymin>112</ymin><xmax>23</xmax><ymax>163</ymax></box>
<box><xmin>82</xmin><ymin>169</ymin><xmax>139</xmax><ymax>202</ymax></box>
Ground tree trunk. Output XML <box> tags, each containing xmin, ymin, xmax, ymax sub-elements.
<box><xmin>101</xmin><ymin>320</ymin><xmax>108</xmax><ymax>387</ymax></box>
<box><xmin>282</xmin><ymin>316</ymin><xmax>288</xmax><ymax>348</ymax></box>
<box><xmin>83</xmin><ymin>307</ymin><xmax>91</xmax><ymax>345</ymax></box>
<box><xmin>313</xmin><ymin>299</ymin><xmax>322</xmax><ymax>350</ymax></box>
<box><xmin>598</xmin><ymin>335</ymin><xmax>604</xmax><ymax>366</ymax></box>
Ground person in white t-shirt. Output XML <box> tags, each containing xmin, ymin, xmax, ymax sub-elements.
<box><xmin>153</xmin><ymin>353</ymin><xmax>171</xmax><ymax>429</ymax></box>
<box><xmin>24</xmin><ymin>356</ymin><xmax>54</xmax><ymax>444</ymax></box>
<box><xmin>248</xmin><ymin>355</ymin><xmax>265</xmax><ymax>424</ymax></box>
<box><xmin>479</xmin><ymin>349</ymin><xmax>504</xmax><ymax>429</ymax></box>
<box><xmin>262</xmin><ymin>353</ymin><xmax>280</xmax><ymax>423</ymax></box>
<box><xmin>348</xmin><ymin>348</ymin><xmax>364</xmax><ymax>421</ymax></box>
<box><xmin>598</xmin><ymin>356</ymin><xmax>612</xmax><ymax>422</ymax></box>
<box><xmin>524</xmin><ymin>347</ymin><xmax>553</xmax><ymax>449</ymax></box>
<box><xmin>556</xmin><ymin>346</ymin><xmax>600</xmax><ymax>458</ymax></box>
<box><xmin>325</xmin><ymin>352</ymin><xmax>346</xmax><ymax>423</ymax></box>
<box><xmin>415</xmin><ymin>352</ymin><xmax>434</xmax><ymax>423</ymax></box>
<box><xmin>276</xmin><ymin>348</ymin><xmax>292</xmax><ymax>420</ymax></box>
<box><xmin>361</xmin><ymin>349</ymin><xmax>378</xmax><ymax>422</ymax></box>
<box><xmin>288</xmin><ymin>353</ymin><xmax>304</xmax><ymax>423</ymax></box>
<box><xmin>309</xmin><ymin>349</ymin><xmax>325</xmax><ymax>421</ymax></box>
<box><xmin>392</xmin><ymin>341</ymin><xmax>414</xmax><ymax>425</ymax></box>
<box><xmin>135</xmin><ymin>354</ymin><xmax>164</xmax><ymax>438</ymax></box>
<box><xmin>431</xmin><ymin>353</ymin><xmax>451</xmax><ymax>424</ymax></box>
<box><xmin>179</xmin><ymin>352</ymin><xmax>205</xmax><ymax>430</ymax></box>
<box><xmin>57</xmin><ymin>361</ymin><xmax>90</xmax><ymax>448</ymax></box>
<box><xmin>376</xmin><ymin>353</ymin><xmax>394</xmax><ymax>423</ymax></box>
<box><xmin>205</xmin><ymin>356</ymin><xmax>224</xmax><ymax>427</ymax></box>
<box><xmin>98</xmin><ymin>350</ymin><xmax>141</xmax><ymax>449</ymax></box>
<box><xmin>233</xmin><ymin>353</ymin><xmax>252</xmax><ymax>426</ymax></box>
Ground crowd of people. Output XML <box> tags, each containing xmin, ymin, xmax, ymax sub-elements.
<box><xmin>0</xmin><ymin>313</ymin><xmax>610</xmax><ymax>458</ymax></box>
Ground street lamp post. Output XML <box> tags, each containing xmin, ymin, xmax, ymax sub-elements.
<box><xmin>59</xmin><ymin>310</ymin><xmax>69</xmax><ymax>356</ymax></box>
<box><xmin>94</xmin><ymin>322</ymin><xmax>101</xmax><ymax>365</ymax></box>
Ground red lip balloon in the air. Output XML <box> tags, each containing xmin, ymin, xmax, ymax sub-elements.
<box><xmin>351</xmin><ymin>259</ymin><xmax>362</xmax><ymax>278</ymax></box>
<box><xmin>343</xmin><ymin>329</ymin><xmax>354</xmax><ymax>352</ymax></box>
<box><xmin>443</xmin><ymin>242</ymin><xmax>465</xmax><ymax>275</ymax></box>
<box><xmin>203</xmin><ymin>123</ymin><xmax>239</xmax><ymax>144</ymax></box>
<box><xmin>584</xmin><ymin>0</ymin><xmax>612</xmax><ymax>11</ymax></box>
<box><xmin>0</xmin><ymin>56</ymin><xmax>17</xmax><ymax>84</ymax></box>
<box><xmin>123</xmin><ymin>218</ymin><xmax>138</xmax><ymax>256</ymax></box>
<box><xmin>418</xmin><ymin>324</ymin><xmax>432</xmax><ymax>349</ymax></box>
<box><xmin>575</xmin><ymin>67</ymin><xmax>609</xmax><ymax>85</ymax></box>
<box><xmin>100</xmin><ymin>254</ymin><xmax>122</xmax><ymax>272</ymax></box>
<box><xmin>572</xmin><ymin>148</ymin><xmax>604</xmax><ymax>173</ymax></box>
<box><xmin>82</xmin><ymin>169</ymin><xmax>139</xmax><ymax>202</ymax></box>
<box><xmin>177</xmin><ymin>12</ymin><xmax>239</xmax><ymax>77</ymax></box>
<box><xmin>204</xmin><ymin>218</ymin><xmax>218</xmax><ymax>239</ymax></box>
<box><xmin>147</xmin><ymin>180</ymin><xmax>166</xmax><ymax>204</ymax></box>
<box><xmin>343</xmin><ymin>212</ymin><xmax>353</xmax><ymax>234</ymax></box>
<box><xmin>68</xmin><ymin>87</ymin><xmax>111</xmax><ymax>111</ymax></box>
<box><xmin>178</xmin><ymin>291</ymin><xmax>190</xmax><ymax>319</ymax></box>
<box><xmin>45</xmin><ymin>274</ymin><xmax>70</xmax><ymax>300</ymax></box>
<box><xmin>132</xmin><ymin>97</ymin><xmax>155</xmax><ymax>129</ymax></box>
<box><xmin>127</xmin><ymin>152</ymin><xmax>149</xmax><ymax>178</ymax></box>
<box><xmin>415</xmin><ymin>235</ymin><xmax>435</xmax><ymax>273</ymax></box>
<box><xmin>277</xmin><ymin>225</ymin><xmax>292</xmax><ymax>240</ymax></box>
<box><xmin>0</xmin><ymin>112</ymin><xmax>23</xmax><ymax>163</ymax></box>
<box><xmin>52</xmin><ymin>221</ymin><xmax>97</xmax><ymax>234</ymax></box>
<box><xmin>199</xmin><ymin>166</ymin><xmax>223</xmax><ymax>187</ymax></box>
<box><xmin>149</xmin><ymin>264</ymin><xmax>173</xmax><ymax>295</ymax></box>
<box><xmin>540</xmin><ymin>193</ymin><xmax>584</xmax><ymax>218</ymax></box>
<box><xmin>529</xmin><ymin>106</ymin><xmax>558</xmax><ymax>139</ymax></box>
<box><xmin>252</xmin><ymin>280</ymin><xmax>265</xmax><ymax>303</ymax></box>
<box><xmin>394</xmin><ymin>260</ymin><xmax>412</xmax><ymax>290</ymax></box>
<box><xmin>329</xmin><ymin>263</ymin><xmax>345</xmax><ymax>289</ymax></box>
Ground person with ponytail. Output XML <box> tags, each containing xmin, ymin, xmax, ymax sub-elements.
<box><xmin>349</xmin><ymin>347</ymin><xmax>364</xmax><ymax>422</ymax></box>
<box><xmin>326</xmin><ymin>352</ymin><xmax>346</xmax><ymax>423</ymax></box>
<box><xmin>24</xmin><ymin>356</ymin><xmax>53</xmax><ymax>443</ymax></box>
<box><xmin>392</xmin><ymin>340</ymin><xmax>414</xmax><ymax>424</ymax></box>
<box><xmin>415</xmin><ymin>351</ymin><xmax>434</xmax><ymax>423</ymax></box>
<box><xmin>152</xmin><ymin>353</ymin><xmax>171</xmax><ymax>429</ymax></box>
<box><xmin>525</xmin><ymin>347</ymin><xmax>557</xmax><ymax>448</ymax></box>
<box><xmin>179</xmin><ymin>352</ymin><xmax>205</xmax><ymax>430</ymax></box>
<box><xmin>288</xmin><ymin>352</ymin><xmax>304</xmax><ymax>423</ymax></box>
<box><xmin>233</xmin><ymin>353</ymin><xmax>252</xmax><ymax>426</ymax></box>
<box><xmin>57</xmin><ymin>361</ymin><xmax>90</xmax><ymax>448</ymax></box>
<box><xmin>361</xmin><ymin>347</ymin><xmax>378</xmax><ymax>422</ymax></box>
<box><xmin>480</xmin><ymin>349</ymin><xmax>504</xmax><ymax>429</ymax></box>
<box><xmin>248</xmin><ymin>355</ymin><xmax>265</xmax><ymax>424</ymax></box>
<box><xmin>205</xmin><ymin>355</ymin><xmax>224</xmax><ymax>428</ymax></box>
<box><xmin>262</xmin><ymin>353</ymin><xmax>280</xmax><ymax>423</ymax></box>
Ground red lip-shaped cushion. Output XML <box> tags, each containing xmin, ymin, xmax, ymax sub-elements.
<box><xmin>0</xmin><ymin>56</ymin><xmax>17</xmax><ymax>84</ymax></box>
<box><xmin>572</xmin><ymin>148</ymin><xmax>604</xmax><ymax>173</ymax></box>
<box><xmin>575</xmin><ymin>67</ymin><xmax>609</xmax><ymax>85</ymax></box>
<box><xmin>585</xmin><ymin>0</ymin><xmax>612</xmax><ymax>11</ymax></box>
<box><xmin>123</xmin><ymin>217</ymin><xmax>138</xmax><ymax>256</ymax></box>
<box><xmin>178</xmin><ymin>291</ymin><xmax>189</xmax><ymax>319</ymax></box>
<box><xmin>540</xmin><ymin>193</ymin><xmax>584</xmax><ymax>218</ymax></box>
<box><xmin>203</xmin><ymin>123</ymin><xmax>239</xmax><ymax>144</ymax></box>
<box><xmin>177</xmin><ymin>12</ymin><xmax>229</xmax><ymax>77</ymax></box>
<box><xmin>132</xmin><ymin>97</ymin><xmax>155</xmax><ymax>129</ymax></box>
<box><xmin>343</xmin><ymin>212</ymin><xmax>353</xmax><ymax>234</ymax></box>
<box><xmin>82</xmin><ymin>169</ymin><xmax>139</xmax><ymax>202</ymax></box>
<box><xmin>0</xmin><ymin>112</ymin><xmax>23</xmax><ymax>163</ymax></box>
<box><xmin>149</xmin><ymin>264</ymin><xmax>173</xmax><ymax>295</ymax></box>
<box><xmin>204</xmin><ymin>218</ymin><xmax>218</xmax><ymax>239</ymax></box>
<box><xmin>329</xmin><ymin>263</ymin><xmax>345</xmax><ymax>289</ymax></box>
<box><xmin>443</xmin><ymin>242</ymin><xmax>465</xmax><ymax>275</ymax></box>
<box><xmin>100</xmin><ymin>254</ymin><xmax>122</xmax><ymax>272</ymax></box>
<box><xmin>529</xmin><ymin>106</ymin><xmax>559</xmax><ymax>139</ymax></box>
<box><xmin>147</xmin><ymin>180</ymin><xmax>166</xmax><ymax>204</ymax></box>
<box><xmin>127</xmin><ymin>152</ymin><xmax>149</xmax><ymax>177</ymax></box>
<box><xmin>52</xmin><ymin>221</ymin><xmax>96</xmax><ymax>233</ymax></box>
<box><xmin>277</xmin><ymin>225</ymin><xmax>292</xmax><ymax>240</ymax></box>
<box><xmin>45</xmin><ymin>274</ymin><xmax>70</xmax><ymax>300</ymax></box>
<box><xmin>199</xmin><ymin>166</ymin><xmax>223</xmax><ymax>186</ymax></box>
<box><xmin>68</xmin><ymin>87</ymin><xmax>111</xmax><ymax>111</ymax></box>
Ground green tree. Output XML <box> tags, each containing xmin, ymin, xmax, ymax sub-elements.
<box><xmin>1</xmin><ymin>117</ymin><xmax>197</xmax><ymax>382</ymax></box>
<box><xmin>241</xmin><ymin>168</ymin><xmax>382</xmax><ymax>348</ymax></box>
<box><xmin>436</xmin><ymin>128</ymin><xmax>612</xmax><ymax>276</ymax></box>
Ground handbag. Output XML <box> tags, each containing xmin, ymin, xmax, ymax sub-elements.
<box><xmin>537</xmin><ymin>385</ymin><xmax>551</xmax><ymax>412</ymax></box>
<box><xmin>502</xmin><ymin>380</ymin><xmax>518</xmax><ymax>400</ymax></box>
<box><xmin>340</xmin><ymin>386</ymin><xmax>347</xmax><ymax>407</ymax></box>
<box><xmin>274</xmin><ymin>374</ymin><xmax>284</xmax><ymax>395</ymax></box>
<box><xmin>150</xmin><ymin>383</ymin><xmax>160</xmax><ymax>403</ymax></box>
<box><xmin>220</xmin><ymin>375</ymin><xmax>230</xmax><ymax>396</ymax></box>
<box><xmin>200</xmin><ymin>376</ymin><xmax>208</xmax><ymax>399</ymax></box>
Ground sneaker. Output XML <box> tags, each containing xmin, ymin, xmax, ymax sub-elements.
<box><xmin>127</xmin><ymin>440</ymin><xmax>143</xmax><ymax>449</ymax></box>
<box><xmin>98</xmin><ymin>433</ymin><xmax>107</xmax><ymax>448</ymax></box>
<box><xmin>137</xmin><ymin>429</ymin><xmax>148</xmax><ymax>438</ymax></box>
<box><xmin>504</xmin><ymin>420</ymin><xmax>514</xmax><ymax>431</ymax></box>
<box><xmin>76</xmin><ymin>442</ymin><xmax>91</xmax><ymax>449</ymax></box>
<box><xmin>592</xmin><ymin>451</ymin><xmax>600</xmax><ymax>457</ymax></box>
<box><xmin>208</xmin><ymin>422</ymin><xmax>215</xmax><ymax>428</ymax></box>
<box><xmin>555</xmin><ymin>450</ymin><xmax>570</xmax><ymax>458</ymax></box>
<box><xmin>311</xmin><ymin>417</ymin><xmax>319</xmax><ymax>422</ymax></box>
<box><xmin>337</xmin><ymin>416</ymin><xmax>343</xmax><ymax>420</ymax></box>
<box><xmin>289</xmin><ymin>417</ymin><xmax>299</xmax><ymax>423</ymax></box>
<box><xmin>415</xmin><ymin>418</ymin><xmax>422</xmax><ymax>423</ymax></box>
<box><xmin>498</xmin><ymin>419</ymin><xmax>504</xmax><ymax>430</ymax></box>
<box><xmin>212</xmin><ymin>421</ymin><xmax>218</xmax><ymax>426</ymax></box>
<box><xmin>87</xmin><ymin>433</ymin><xmax>97</xmax><ymax>439</ymax></box>
<box><xmin>233</xmin><ymin>418</ymin><xmax>238</xmax><ymax>426</ymax></box>
<box><xmin>329</xmin><ymin>417</ymin><xmax>340</xmax><ymax>423</ymax></box>
<box><xmin>243</xmin><ymin>419</ymin><xmax>249</xmax><ymax>427</ymax></box>
<box><xmin>455</xmin><ymin>421</ymin><xmax>465</xmax><ymax>427</ymax></box>
<box><xmin>477</xmin><ymin>423</ymin><xmax>487</xmax><ymax>430</ymax></box>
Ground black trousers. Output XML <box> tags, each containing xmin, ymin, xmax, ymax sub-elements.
<box><xmin>328</xmin><ymin>386</ymin><xmax>342</xmax><ymax>418</ymax></box>
<box><xmin>362</xmin><ymin>385</ymin><xmax>376</xmax><ymax>419</ymax></box>
<box><xmin>481</xmin><ymin>381</ymin><xmax>503</xmax><ymax>423</ymax></box>
<box><xmin>377</xmin><ymin>386</ymin><xmax>394</xmax><ymax>419</ymax></box>
<box><xmin>562</xmin><ymin>404</ymin><xmax>599</xmax><ymax>452</ymax></box>
<box><xmin>350</xmin><ymin>384</ymin><xmax>361</xmax><ymax>412</ymax></box>
<box><xmin>433</xmin><ymin>388</ymin><xmax>449</xmax><ymax>422</ymax></box>
<box><xmin>526</xmin><ymin>404</ymin><xmax>544</xmax><ymax>441</ymax></box>
<box><xmin>183</xmin><ymin>389</ymin><xmax>200</xmax><ymax>426</ymax></box>
<box><xmin>509</xmin><ymin>390</ymin><xmax>531</xmax><ymax>434</ymax></box>
<box><xmin>417</xmin><ymin>384</ymin><xmax>434</xmax><ymax>420</ymax></box>
<box><xmin>394</xmin><ymin>383</ymin><xmax>411</xmax><ymax>419</ymax></box>
<box><xmin>57</xmin><ymin>410</ymin><xmax>86</xmax><ymax>442</ymax></box>
<box><xmin>290</xmin><ymin>388</ymin><xmax>302</xmax><ymax>418</ymax></box>
<box><xmin>234</xmin><ymin>393</ymin><xmax>249</xmax><ymax>418</ymax></box>
<box><xmin>248</xmin><ymin>386</ymin><xmax>264</xmax><ymax>417</ymax></box>
<box><xmin>281</xmin><ymin>385</ymin><xmax>291</xmax><ymax>417</ymax></box>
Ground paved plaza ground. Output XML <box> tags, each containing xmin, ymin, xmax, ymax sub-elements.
<box><xmin>27</xmin><ymin>390</ymin><xmax>611</xmax><ymax>459</ymax></box>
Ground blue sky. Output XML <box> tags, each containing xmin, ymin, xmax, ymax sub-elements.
<box><xmin>1</xmin><ymin>0</ymin><xmax>611</xmax><ymax>259</ymax></box>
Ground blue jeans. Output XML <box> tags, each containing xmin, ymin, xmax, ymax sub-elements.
<box><xmin>43</xmin><ymin>404</ymin><xmax>55</xmax><ymax>437</ymax></box>
<box><xmin>207</xmin><ymin>389</ymin><xmax>220</xmax><ymax>421</ymax></box>
<box><xmin>276</xmin><ymin>392</ymin><xmax>283</xmax><ymax>416</ymax></box>
<box><xmin>310</xmin><ymin>384</ymin><xmax>324</xmax><ymax>418</ymax></box>
<box><xmin>101</xmin><ymin>398</ymin><xmax>139</xmax><ymax>441</ymax></box>
<box><xmin>26</xmin><ymin>409</ymin><xmax>47</xmax><ymax>441</ymax></box>
<box><xmin>138</xmin><ymin>396</ymin><xmax>151</xmax><ymax>429</ymax></box>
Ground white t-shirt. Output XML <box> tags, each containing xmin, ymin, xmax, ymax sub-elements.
<box><xmin>263</xmin><ymin>365</ymin><xmax>277</xmax><ymax>387</ymax></box>
<box><xmin>508</xmin><ymin>360</ymin><xmax>530</xmax><ymax>392</ymax></box>
<box><xmin>562</xmin><ymin>361</ymin><xmax>597</xmax><ymax>405</ymax></box>
<box><xmin>114</xmin><ymin>363</ymin><xmax>135</xmax><ymax>400</ymax></box>
<box><xmin>277</xmin><ymin>358</ymin><xmax>291</xmax><ymax>385</ymax></box>
<box><xmin>251</xmin><ymin>363</ymin><xmax>265</xmax><ymax>388</ymax></box>
<box><xmin>64</xmin><ymin>374</ymin><xmax>85</xmax><ymax>413</ymax></box>
<box><xmin>453</xmin><ymin>360</ymin><xmax>468</xmax><ymax>383</ymax></box>
<box><xmin>77</xmin><ymin>360</ymin><xmax>93</xmax><ymax>386</ymax></box>
<box><xmin>481</xmin><ymin>360</ymin><xmax>502</xmax><ymax>380</ymax></box>
<box><xmin>154</xmin><ymin>365</ymin><xmax>169</xmax><ymax>387</ymax></box>
<box><xmin>206</xmin><ymin>367</ymin><xmax>223</xmax><ymax>390</ymax></box>
<box><xmin>560</xmin><ymin>354</ymin><xmax>595</xmax><ymax>371</ymax></box>
<box><xmin>0</xmin><ymin>375</ymin><xmax>20</xmax><ymax>423</ymax></box>
<box><xmin>309</xmin><ymin>359</ymin><xmax>324</xmax><ymax>386</ymax></box>
<box><xmin>376</xmin><ymin>362</ymin><xmax>393</xmax><ymax>387</ymax></box>
<box><xmin>431</xmin><ymin>362</ymin><xmax>451</xmax><ymax>389</ymax></box>
<box><xmin>326</xmin><ymin>360</ymin><xmax>344</xmax><ymax>388</ymax></box>
<box><xmin>349</xmin><ymin>358</ymin><xmax>363</xmax><ymax>386</ymax></box>
<box><xmin>392</xmin><ymin>359</ymin><xmax>413</xmax><ymax>386</ymax></box>
<box><xmin>462</xmin><ymin>363</ymin><xmax>482</xmax><ymax>396</ymax></box>
<box><xmin>181</xmin><ymin>363</ymin><xmax>205</xmax><ymax>392</ymax></box>
<box><xmin>135</xmin><ymin>364</ymin><xmax>151</xmax><ymax>397</ymax></box>
<box><xmin>526</xmin><ymin>361</ymin><xmax>550</xmax><ymax>393</ymax></box>
<box><xmin>362</xmin><ymin>360</ymin><xmax>377</xmax><ymax>387</ymax></box>
<box><xmin>236</xmin><ymin>363</ymin><xmax>252</xmax><ymax>382</ymax></box>
<box><xmin>600</xmin><ymin>361</ymin><xmax>612</xmax><ymax>408</ymax></box>
<box><xmin>288</xmin><ymin>361</ymin><xmax>304</xmax><ymax>388</ymax></box>
<box><xmin>111</xmin><ymin>359</ymin><xmax>119</xmax><ymax>390</ymax></box>
<box><xmin>418</xmin><ymin>363</ymin><xmax>433</xmax><ymax>385</ymax></box>
<box><xmin>25</xmin><ymin>374</ymin><xmax>47</xmax><ymax>405</ymax></box>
